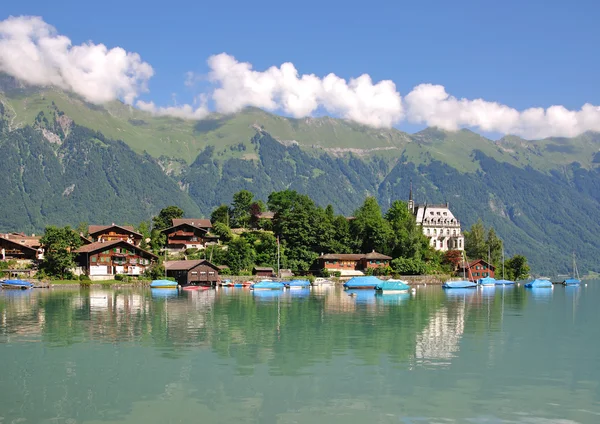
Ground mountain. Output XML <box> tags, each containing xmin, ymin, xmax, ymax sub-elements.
<box><xmin>1</xmin><ymin>75</ymin><xmax>599</xmax><ymax>275</ymax></box>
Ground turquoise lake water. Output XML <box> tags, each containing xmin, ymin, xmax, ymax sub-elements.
<box><xmin>0</xmin><ymin>283</ymin><xmax>599</xmax><ymax>423</ymax></box>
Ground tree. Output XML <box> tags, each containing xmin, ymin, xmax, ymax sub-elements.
<box><xmin>464</xmin><ymin>219</ymin><xmax>487</xmax><ymax>260</ymax></box>
<box><xmin>226</xmin><ymin>237</ymin><xmax>255</xmax><ymax>274</ymax></box>
<box><xmin>350</xmin><ymin>197</ymin><xmax>394</xmax><ymax>255</ymax></box>
<box><xmin>231</xmin><ymin>190</ymin><xmax>254</xmax><ymax>228</ymax></box>
<box><xmin>137</xmin><ymin>221</ymin><xmax>151</xmax><ymax>249</ymax></box>
<box><xmin>212</xmin><ymin>222</ymin><xmax>233</xmax><ymax>243</ymax></box>
<box><xmin>385</xmin><ymin>200</ymin><xmax>430</xmax><ymax>260</ymax></box>
<box><xmin>443</xmin><ymin>250</ymin><xmax>463</xmax><ymax>271</ymax></box>
<box><xmin>211</xmin><ymin>205</ymin><xmax>231</xmax><ymax>226</ymax></box>
<box><xmin>152</xmin><ymin>206</ymin><xmax>184</xmax><ymax>230</ymax></box>
<box><xmin>39</xmin><ymin>226</ymin><xmax>83</xmax><ymax>279</ymax></box>
<box><xmin>505</xmin><ymin>255</ymin><xmax>530</xmax><ymax>280</ymax></box>
<box><xmin>486</xmin><ymin>228</ymin><xmax>503</xmax><ymax>267</ymax></box>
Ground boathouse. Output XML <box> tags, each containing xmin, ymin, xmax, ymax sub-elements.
<box><xmin>253</xmin><ymin>266</ymin><xmax>275</xmax><ymax>277</ymax></box>
<box><xmin>458</xmin><ymin>259</ymin><xmax>495</xmax><ymax>281</ymax></box>
<box><xmin>75</xmin><ymin>240</ymin><xmax>157</xmax><ymax>280</ymax></box>
<box><xmin>164</xmin><ymin>259</ymin><xmax>220</xmax><ymax>286</ymax></box>
<box><xmin>317</xmin><ymin>251</ymin><xmax>392</xmax><ymax>276</ymax></box>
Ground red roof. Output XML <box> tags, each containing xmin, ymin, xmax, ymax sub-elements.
<box><xmin>171</xmin><ymin>218</ymin><xmax>212</xmax><ymax>229</ymax></box>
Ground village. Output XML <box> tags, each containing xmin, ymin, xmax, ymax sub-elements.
<box><xmin>0</xmin><ymin>190</ymin><xmax>505</xmax><ymax>288</ymax></box>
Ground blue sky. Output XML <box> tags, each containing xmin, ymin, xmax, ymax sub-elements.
<box><xmin>2</xmin><ymin>0</ymin><xmax>600</xmax><ymax>137</ymax></box>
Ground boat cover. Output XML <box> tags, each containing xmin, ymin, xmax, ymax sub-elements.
<box><xmin>2</xmin><ymin>279</ymin><xmax>34</xmax><ymax>288</ymax></box>
<box><xmin>286</xmin><ymin>279</ymin><xmax>310</xmax><ymax>288</ymax></box>
<box><xmin>251</xmin><ymin>281</ymin><xmax>285</xmax><ymax>290</ymax></box>
<box><xmin>443</xmin><ymin>280</ymin><xmax>477</xmax><ymax>289</ymax></box>
<box><xmin>343</xmin><ymin>276</ymin><xmax>382</xmax><ymax>289</ymax></box>
<box><xmin>375</xmin><ymin>280</ymin><xmax>410</xmax><ymax>291</ymax></box>
<box><xmin>477</xmin><ymin>277</ymin><xmax>496</xmax><ymax>285</ymax></box>
<box><xmin>563</xmin><ymin>278</ymin><xmax>581</xmax><ymax>286</ymax></box>
<box><xmin>495</xmin><ymin>279</ymin><xmax>515</xmax><ymax>285</ymax></box>
<box><xmin>524</xmin><ymin>278</ymin><xmax>552</xmax><ymax>288</ymax></box>
<box><xmin>150</xmin><ymin>279</ymin><xmax>178</xmax><ymax>288</ymax></box>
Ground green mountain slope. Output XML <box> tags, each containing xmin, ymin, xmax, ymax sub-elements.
<box><xmin>2</xmin><ymin>77</ymin><xmax>600</xmax><ymax>275</ymax></box>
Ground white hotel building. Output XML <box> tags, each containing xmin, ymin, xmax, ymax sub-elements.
<box><xmin>408</xmin><ymin>189</ymin><xmax>464</xmax><ymax>252</ymax></box>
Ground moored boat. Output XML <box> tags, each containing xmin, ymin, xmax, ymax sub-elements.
<box><xmin>150</xmin><ymin>279</ymin><xmax>178</xmax><ymax>289</ymax></box>
<box><xmin>251</xmin><ymin>280</ymin><xmax>285</xmax><ymax>290</ymax></box>
<box><xmin>375</xmin><ymin>279</ymin><xmax>410</xmax><ymax>293</ymax></box>
<box><xmin>563</xmin><ymin>252</ymin><xmax>581</xmax><ymax>286</ymax></box>
<box><xmin>285</xmin><ymin>279</ymin><xmax>310</xmax><ymax>289</ymax></box>
<box><xmin>1</xmin><ymin>279</ymin><xmax>34</xmax><ymax>290</ymax></box>
<box><xmin>524</xmin><ymin>278</ymin><xmax>552</xmax><ymax>288</ymax></box>
<box><xmin>495</xmin><ymin>279</ymin><xmax>514</xmax><ymax>285</ymax></box>
<box><xmin>477</xmin><ymin>276</ymin><xmax>496</xmax><ymax>286</ymax></box>
<box><xmin>343</xmin><ymin>276</ymin><xmax>382</xmax><ymax>290</ymax></box>
<box><xmin>312</xmin><ymin>278</ymin><xmax>335</xmax><ymax>287</ymax></box>
<box><xmin>182</xmin><ymin>285</ymin><xmax>209</xmax><ymax>291</ymax></box>
<box><xmin>443</xmin><ymin>280</ymin><xmax>477</xmax><ymax>289</ymax></box>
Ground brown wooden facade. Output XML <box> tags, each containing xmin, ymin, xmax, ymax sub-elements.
<box><xmin>88</xmin><ymin>225</ymin><xmax>143</xmax><ymax>246</ymax></box>
<box><xmin>165</xmin><ymin>260</ymin><xmax>220</xmax><ymax>286</ymax></box>
<box><xmin>317</xmin><ymin>251</ymin><xmax>392</xmax><ymax>272</ymax></box>
<box><xmin>252</xmin><ymin>267</ymin><xmax>275</xmax><ymax>277</ymax></box>
<box><xmin>162</xmin><ymin>223</ymin><xmax>218</xmax><ymax>251</ymax></box>
<box><xmin>75</xmin><ymin>240</ymin><xmax>157</xmax><ymax>279</ymax></box>
<box><xmin>0</xmin><ymin>236</ymin><xmax>39</xmax><ymax>260</ymax></box>
<box><xmin>458</xmin><ymin>259</ymin><xmax>496</xmax><ymax>281</ymax></box>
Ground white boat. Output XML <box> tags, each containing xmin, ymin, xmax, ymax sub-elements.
<box><xmin>312</xmin><ymin>278</ymin><xmax>335</xmax><ymax>287</ymax></box>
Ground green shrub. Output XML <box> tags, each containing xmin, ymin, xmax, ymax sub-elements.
<box><xmin>79</xmin><ymin>274</ymin><xmax>91</xmax><ymax>281</ymax></box>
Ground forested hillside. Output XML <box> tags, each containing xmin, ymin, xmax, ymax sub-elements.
<box><xmin>1</xmin><ymin>78</ymin><xmax>600</xmax><ymax>275</ymax></box>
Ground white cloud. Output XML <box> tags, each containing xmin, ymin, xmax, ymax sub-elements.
<box><xmin>404</xmin><ymin>83</ymin><xmax>600</xmax><ymax>139</ymax></box>
<box><xmin>207</xmin><ymin>53</ymin><xmax>404</xmax><ymax>128</ymax></box>
<box><xmin>136</xmin><ymin>95</ymin><xmax>209</xmax><ymax>120</ymax></box>
<box><xmin>2</xmin><ymin>16</ymin><xmax>600</xmax><ymax>138</ymax></box>
<box><xmin>0</xmin><ymin>15</ymin><xmax>153</xmax><ymax>104</ymax></box>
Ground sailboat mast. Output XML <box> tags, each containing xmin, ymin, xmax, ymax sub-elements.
<box><xmin>277</xmin><ymin>236</ymin><xmax>280</xmax><ymax>278</ymax></box>
<box><xmin>502</xmin><ymin>244</ymin><xmax>505</xmax><ymax>280</ymax></box>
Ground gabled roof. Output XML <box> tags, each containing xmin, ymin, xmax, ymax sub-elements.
<box><xmin>364</xmin><ymin>251</ymin><xmax>393</xmax><ymax>260</ymax></box>
<box><xmin>88</xmin><ymin>224</ymin><xmax>141</xmax><ymax>237</ymax></box>
<box><xmin>1</xmin><ymin>233</ymin><xmax>41</xmax><ymax>248</ymax></box>
<box><xmin>256</xmin><ymin>211</ymin><xmax>275</xmax><ymax>219</ymax></box>
<box><xmin>0</xmin><ymin>236</ymin><xmax>38</xmax><ymax>253</ymax></box>
<box><xmin>253</xmin><ymin>266</ymin><xmax>274</xmax><ymax>272</ymax></box>
<box><xmin>172</xmin><ymin>218</ymin><xmax>212</xmax><ymax>229</ymax></box>
<box><xmin>161</xmin><ymin>222</ymin><xmax>209</xmax><ymax>234</ymax></box>
<box><xmin>459</xmin><ymin>258</ymin><xmax>496</xmax><ymax>270</ymax></box>
<box><xmin>74</xmin><ymin>240</ymin><xmax>157</xmax><ymax>258</ymax></box>
<box><xmin>164</xmin><ymin>259</ymin><xmax>219</xmax><ymax>271</ymax></box>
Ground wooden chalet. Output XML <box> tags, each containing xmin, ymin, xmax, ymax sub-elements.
<box><xmin>253</xmin><ymin>266</ymin><xmax>275</xmax><ymax>277</ymax></box>
<box><xmin>88</xmin><ymin>224</ymin><xmax>143</xmax><ymax>246</ymax></box>
<box><xmin>164</xmin><ymin>259</ymin><xmax>220</xmax><ymax>286</ymax></box>
<box><xmin>317</xmin><ymin>251</ymin><xmax>392</xmax><ymax>276</ymax></box>
<box><xmin>0</xmin><ymin>232</ymin><xmax>44</xmax><ymax>261</ymax></box>
<box><xmin>75</xmin><ymin>240</ymin><xmax>157</xmax><ymax>280</ymax></box>
<box><xmin>458</xmin><ymin>259</ymin><xmax>496</xmax><ymax>281</ymax></box>
<box><xmin>162</xmin><ymin>218</ymin><xmax>219</xmax><ymax>252</ymax></box>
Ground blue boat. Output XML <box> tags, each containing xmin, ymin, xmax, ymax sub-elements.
<box><xmin>443</xmin><ymin>280</ymin><xmax>477</xmax><ymax>289</ymax></box>
<box><xmin>1</xmin><ymin>279</ymin><xmax>34</xmax><ymax>289</ymax></box>
<box><xmin>345</xmin><ymin>289</ymin><xmax>376</xmax><ymax>304</ymax></box>
<box><xmin>524</xmin><ymin>278</ymin><xmax>553</xmax><ymax>288</ymax></box>
<box><xmin>495</xmin><ymin>279</ymin><xmax>515</xmax><ymax>285</ymax></box>
<box><xmin>151</xmin><ymin>288</ymin><xmax>179</xmax><ymax>298</ymax></box>
<box><xmin>285</xmin><ymin>279</ymin><xmax>310</xmax><ymax>289</ymax></box>
<box><xmin>375</xmin><ymin>292</ymin><xmax>410</xmax><ymax>304</ymax></box>
<box><xmin>150</xmin><ymin>279</ymin><xmax>178</xmax><ymax>289</ymax></box>
<box><xmin>563</xmin><ymin>253</ymin><xmax>581</xmax><ymax>285</ymax></box>
<box><xmin>375</xmin><ymin>279</ymin><xmax>410</xmax><ymax>292</ymax></box>
<box><xmin>343</xmin><ymin>276</ymin><xmax>382</xmax><ymax>290</ymax></box>
<box><xmin>251</xmin><ymin>280</ymin><xmax>285</xmax><ymax>290</ymax></box>
<box><xmin>477</xmin><ymin>277</ymin><xmax>496</xmax><ymax>286</ymax></box>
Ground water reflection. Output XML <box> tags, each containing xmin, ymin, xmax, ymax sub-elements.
<box><xmin>528</xmin><ymin>287</ymin><xmax>554</xmax><ymax>302</ymax></box>
<box><xmin>0</xmin><ymin>284</ymin><xmax>598</xmax><ymax>424</ymax></box>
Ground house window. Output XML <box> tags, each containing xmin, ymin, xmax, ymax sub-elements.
<box><xmin>427</xmin><ymin>229</ymin><xmax>430</xmax><ymax>235</ymax></box>
<box><xmin>434</xmin><ymin>229</ymin><xmax>437</xmax><ymax>235</ymax></box>
<box><xmin>209</xmin><ymin>271</ymin><xmax>215</xmax><ymax>276</ymax></box>
<box><xmin>200</xmin><ymin>271</ymin><xmax>207</xmax><ymax>276</ymax></box>
<box><xmin>192</xmin><ymin>271</ymin><xmax>198</xmax><ymax>275</ymax></box>
<box><xmin>91</xmin><ymin>255</ymin><xmax>97</xmax><ymax>263</ymax></box>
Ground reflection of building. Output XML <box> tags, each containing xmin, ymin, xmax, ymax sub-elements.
<box><xmin>317</xmin><ymin>251</ymin><xmax>391</xmax><ymax>276</ymax></box>
<box><xmin>415</xmin><ymin>304</ymin><xmax>465</xmax><ymax>367</ymax></box>
<box><xmin>75</xmin><ymin>240</ymin><xmax>157</xmax><ymax>280</ymax></box>
<box><xmin>408</xmin><ymin>187</ymin><xmax>464</xmax><ymax>252</ymax></box>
